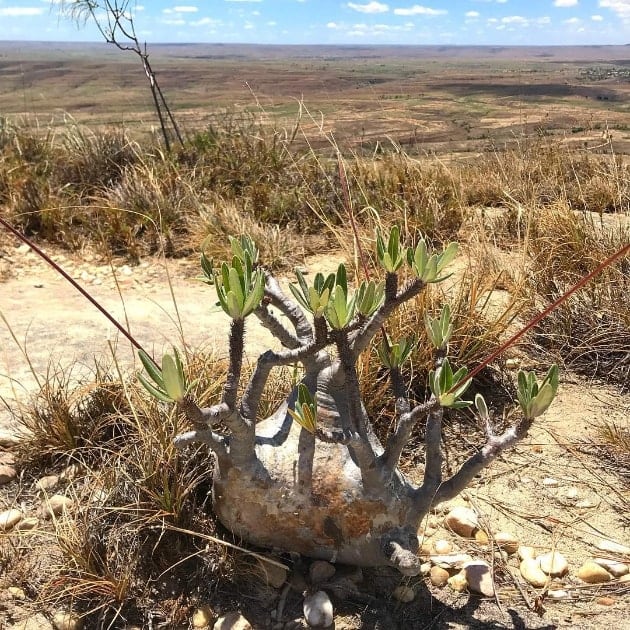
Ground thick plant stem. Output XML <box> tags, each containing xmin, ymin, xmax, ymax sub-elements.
<box><xmin>411</xmin><ymin>407</ymin><xmax>444</xmax><ymax>520</ymax></box>
<box><xmin>334</xmin><ymin>331</ymin><xmax>381</xmax><ymax>490</ymax></box>
<box><xmin>350</xmin><ymin>277</ymin><xmax>424</xmax><ymax>358</ymax></box>
<box><xmin>434</xmin><ymin>418</ymin><xmax>534</xmax><ymax>504</ymax></box>
<box><xmin>381</xmin><ymin>399</ymin><xmax>437</xmax><ymax>475</ymax></box>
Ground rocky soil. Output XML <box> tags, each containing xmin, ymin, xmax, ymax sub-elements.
<box><xmin>0</xmin><ymin>241</ymin><xmax>628</xmax><ymax>629</ymax></box>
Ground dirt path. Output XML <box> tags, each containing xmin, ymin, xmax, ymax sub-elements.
<box><xmin>0</xmin><ymin>245</ymin><xmax>279</xmax><ymax>431</ymax></box>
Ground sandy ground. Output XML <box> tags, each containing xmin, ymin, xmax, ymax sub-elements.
<box><xmin>0</xmin><ymin>242</ymin><xmax>628</xmax><ymax>629</ymax></box>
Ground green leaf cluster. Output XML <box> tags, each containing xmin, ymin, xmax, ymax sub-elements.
<box><xmin>322</xmin><ymin>264</ymin><xmax>357</xmax><ymax>330</ymax></box>
<box><xmin>289</xmin><ymin>268</ymin><xmax>335</xmax><ymax>317</ymax></box>
<box><xmin>137</xmin><ymin>348</ymin><xmax>189</xmax><ymax>403</ymax></box>
<box><xmin>424</xmin><ymin>303</ymin><xmax>453</xmax><ymax>350</ymax></box>
<box><xmin>429</xmin><ymin>358</ymin><xmax>472</xmax><ymax>409</ymax></box>
<box><xmin>517</xmin><ymin>365</ymin><xmax>559</xmax><ymax>419</ymax></box>
<box><xmin>376</xmin><ymin>226</ymin><xmax>406</xmax><ymax>272</ymax></box>
<box><xmin>355</xmin><ymin>279</ymin><xmax>385</xmax><ymax>317</ymax></box>
<box><xmin>407</xmin><ymin>240</ymin><xmax>458</xmax><ymax>283</ymax></box>
<box><xmin>377</xmin><ymin>335</ymin><xmax>415</xmax><ymax>369</ymax></box>
<box><xmin>214</xmin><ymin>250</ymin><xmax>265</xmax><ymax>320</ymax></box>
<box><xmin>287</xmin><ymin>383</ymin><xmax>318</xmax><ymax>433</ymax></box>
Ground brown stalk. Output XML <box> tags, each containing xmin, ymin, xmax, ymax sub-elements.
<box><xmin>448</xmin><ymin>242</ymin><xmax>630</xmax><ymax>394</ymax></box>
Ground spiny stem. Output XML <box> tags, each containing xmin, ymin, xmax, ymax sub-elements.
<box><xmin>0</xmin><ymin>216</ymin><xmax>154</xmax><ymax>364</ymax></box>
<box><xmin>448</xmin><ymin>242</ymin><xmax>630</xmax><ymax>394</ymax></box>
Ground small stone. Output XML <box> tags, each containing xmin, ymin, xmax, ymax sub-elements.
<box><xmin>15</xmin><ymin>516</ymin><xmax>39</xmax><ymax>531</ymax></box>
<box><xmin>596</xmin><ymin>539</ymin><xmax>630</xmax><ymax>555</ymax></box>
<box><xmin>423</xmin><ymin>526</ymin><xmax>437</xmax><ymax>537</ymax></box>
<box><xmin>17</xmin><ymin>244</ymin><xmax>30</xmax><ymax>254</ymax></box>
<box><xmin>495</xmin><ymin>532</ymin><xmax>519</xmax><ymax>555</ymax></box>
<box><xmin>538</xmin><ymin>551</ymin><xmax>569</xmax><ymax>577</ymax></box>
<box><xmin>79</xmin><ymin>271</ymin><xmax>92</xmax><ymax>282</ymax></box>
<box><xmin>36</xmin><ymin>474</ymin><xmax>60</xmax><ymax>491</ymax></box>
<box><xmin>0</xmin><ymin>451</ymin><xmax>15</xmax><ymax>465</ymax></box>
<box><xmin>120</xmin><ymin>265</ymin><xmax>133</xmax><ymax>276</ymax></box>
<box><xmin>493</xmin><ymin>550</ymin><xmax>509</xmax><ymax>563</ymax></box>
<box><xmin>430</xmin><ymin>566</ymin><xmax>450</xmax><ymax>587</ymax></box>
<box><xmin>8</xmin><ymin>586</ymin><xmax>27</xmax><ymax>599</ymax></box>
<box><xmin>213</xmin><ymin>612</ymin><xmax>252</xmax><ymax>630</ymax></box>
<box><xmin>40</xmin><ymin>494</ymin><xmax>74</xmax><ymax>518</ymax></box>
<box><xmin>592</xmin><ymin>558</ymin><xmax>629</xmax><ymax>577</ymax></box>
<box><xmin>192</xmin><ymin>605</ymin><xmax>214</xmax><ymax>628</ymax></box>
<box><xmin>434</xmin><ymin>540</ymin><xmax>453</xmax><ymax>554</ymax></box>
<box><xmin>0</xmin><ymin>508</ymin><xmax>23</xmax><ymax>531</ymax></box>
<box><xmin>577</xmin><ymin>561</ymin><xmax>612</xmax><ymax>583</ymax></box>
<box><xmin>430</xmin><ymin>553</ymin><xmax>474</xmax><ymax>569</ymax></box>
<box><xmin>444</xmin><ymin>507</ymin><xmax>479</xmax><ymax>537</ymax></box>
<box><xmin>419</xmin><ymin>541</ymin><xmax>433</xmax><ymax>556</ymax></box>
<box><xmin>0</xmin><ymin>463</ymin><xmax>17</xmax><ymax>485</ymax></box>
<box><xmin>303</xmin><ymin>590</ymin><xmax>333</xmax><ymax>628</ymax></box>
<box><xmin>309</xmin><ymin>560</ymin><xmax>336</xmax><ymax>584</ymax></box>
<box><xmin>474</xmin><ymin>530</ymin><xmax>489</xmax><ymax>545</ymax></box>
<box><xmin>52</xmin><ymin>611</ymin><xmax>83</xmax><ymax>630</ymax></box>
<box><xmin>619</xmin><ymin>574</ymin><xmax>630</xmax><ymax>583</ymax></box>
<box><xmin>547</xmin><ymin>589</ymin><xmax>570</xmax><ymax>600</ymax></box>
<box><xmin>519</xmin><ymin>558</ymin><xmax>548</xmax><ymax>588</ymax></box>
<box><xmin>92</xmin><ymin>277</ymin><xmax>103</xmax><ymax>286</ymax></box>
<box><xmin>596</xmin><ymin>596</ymin><xmax>616</xmax><ymax>606</ymax></box>
<box><xmin>420</xmin><ymin>562</ymin><xmax>432</xmax><ymax>576</ymax></box>
<box><xmin>542</xmin><ymin>478</ymin><xmax>559</xmax><ymax>487</ymax></box>
<box><xmin>447</xmin><ymin>571</ymin><xmax>468</xmax><ymax>592</ymax></box>
<box><xmin>259</xmin><ymin>558</ymin><xmax>288</xmax><ymax>588</ymax></box>
<box><xmin>564</xmin><ymin>487</ymin><xmax>579</xmax><ymax>500</ymax></box>
<box><xmin>0</xmin><ymin>430</ymin><xmax>20</xmax><ymax>448</ymax></box>
<box><xmin>518</xmin><ymin>546</ymin><xmax>536</xmax><ymax>561</ymax></box>
<box><xmin>505</xmin><ymin>358</ymin><xmax>520</xmax><ymax>369</ymax></box>
<box><xmin>393</xmin><ymin>585</ymin><xmax>416</xmax><ymax>602</ymax></box>
<box><xmin>463</xmin><ymin>561</ymin><xmax>495</xmax><ymax>597</ymax></box>
<box><xmin>576</xmin><ymin>499</ymin><xmax>598</xmax><ymax>509</ymax></box>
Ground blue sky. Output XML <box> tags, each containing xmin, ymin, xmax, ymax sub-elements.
<box><xmin>1</xmin><ymin>1</ymin><xmax>629</xmax><ymax>45</ymax></box>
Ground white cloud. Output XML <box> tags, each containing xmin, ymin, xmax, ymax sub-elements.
<box><xmin>347</xmin><ymin>2</ymin><xmax>389</xmax><ymax>13</ymax></box>
<box><xmin>564</xmin><ymin>16</ymin><xmax>581</xmax><ymax>23</ymax></box>
<box><xmin>554</xmin><ymin>0</ymin><xmax>578</xmax><ymax>7</ymax></box>
<box><xmin>327</xmin><ymin>21</ymin><xmax>340</xmax><ymax>29</ymax></box>
<box><xmin>598</xmin><ymin>0</ymin><xmax>630</xmax><ymax>21</ymax></box>
<box><xmin>501</xmin><ymin>15</ymin><xmax>528</xmax><ymax>25</ymax></box>
<box><xmin>0</xmin><ymin>7</ymin><xmax>45</xmax><ymax>16</ymax></box>
<box><xmin>591</xmin><ymin>14</ymin><xmax>604</xmax><ymax>20</ymax></box>
<box><xmin>393</xmin><ymin>5</ymin><xmax>447</xmax><ymax>16</ymax></box>
<box><xmin>190</xmin><ymin>17</ymin><xmax>221</xmax><ymax>26</ymax></box>
<box><xmin>173</xmin><ymin>5</ymin><xmax>198</xmax><ymax>11</ymax></box>
<box><xmin>466</xmin><ymin>11</ymin><xmax>480</xmax><ymax>18</ymax></box>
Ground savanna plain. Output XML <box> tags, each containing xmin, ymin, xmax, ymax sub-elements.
<box><xmin>0</xmin><ymin>42</ymin><xmax>628</xmax><ymax>629</ymax></box>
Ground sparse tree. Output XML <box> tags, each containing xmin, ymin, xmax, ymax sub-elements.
<box><xmin>59</xmin><ymin>0</ymin><xmax>183</xmax><ymax>151</ymax></box>
<box><xmin>139</xmin><ymin>231</ymin><xmax>559</xmax><ymax>575</ymax></box>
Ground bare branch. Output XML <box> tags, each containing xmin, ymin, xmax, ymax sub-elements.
<box><xmin>434</xmin><ymin>418</ymin><xmax>534</xmax><ymax>504</ymax></box>
<box><xmin>350</xmin><ymin>277</ymin><xmax>424</xmax><ymax>358</ymax></box>
<box><xmin>255</xmin><ymin>303</ymin><xmax>301</xmax><ymax>350</ymax></box>
<box><xmin>263</xmin><ymin>270</ymin><xmax>312</xmax><ymax>343</ymax></box>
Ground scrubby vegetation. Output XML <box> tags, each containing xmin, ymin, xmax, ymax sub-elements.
<box><xmin>0</xmin><ymin>111</ymin><xmax>628</xmax><ymax>627</ymax></box>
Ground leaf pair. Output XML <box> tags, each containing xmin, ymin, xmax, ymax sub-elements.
<box><xmin>376</xmin><ymin>225</ymin><xmax>406</xmax><ymax>273</ymax></box>
<box><xmin>356</xmin><ymin>279</ymin><xmax>385</xmax><ymax>318</ymax></box>
<box><xmin>287</xmin><ymin>383</ymin><xmax>318</xmax><ymax>433</ymax></box>
<box><xmin>137</xmin><ymin>348</ymin><xmax>189</xmax><ymax>403</ymax></box>
<box><xmin>408</xmin><ymin>240</ymin><xmax>458</xmax><ymax>284</ymax></box>
<box><xmin>424</xmin><ymin>303</ymin><xmax>453</xmax><ymax>350</ymax></box>
<box><xmin>517</xmin><ymin>365</ymin><xmax>559</xmax><ymax>419</ymax></box>
<box><xmin>377</xmin><ymin>335</ymin><xmax>415</xmax><ymax>370</ymax></box>
<box><xmin>290</xmin><ymin>268</ymin><xmax>335</xmax><ymax>317</ymax></box>
<box><xmin>429</xmin><ymin>358</ymin><xmax>472</xmax><ymax>409</ymax></box>
<box><xmin>215</xmin><ymin>253</ymin><xmax>265</xmax><ymax>320</ymax></box>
